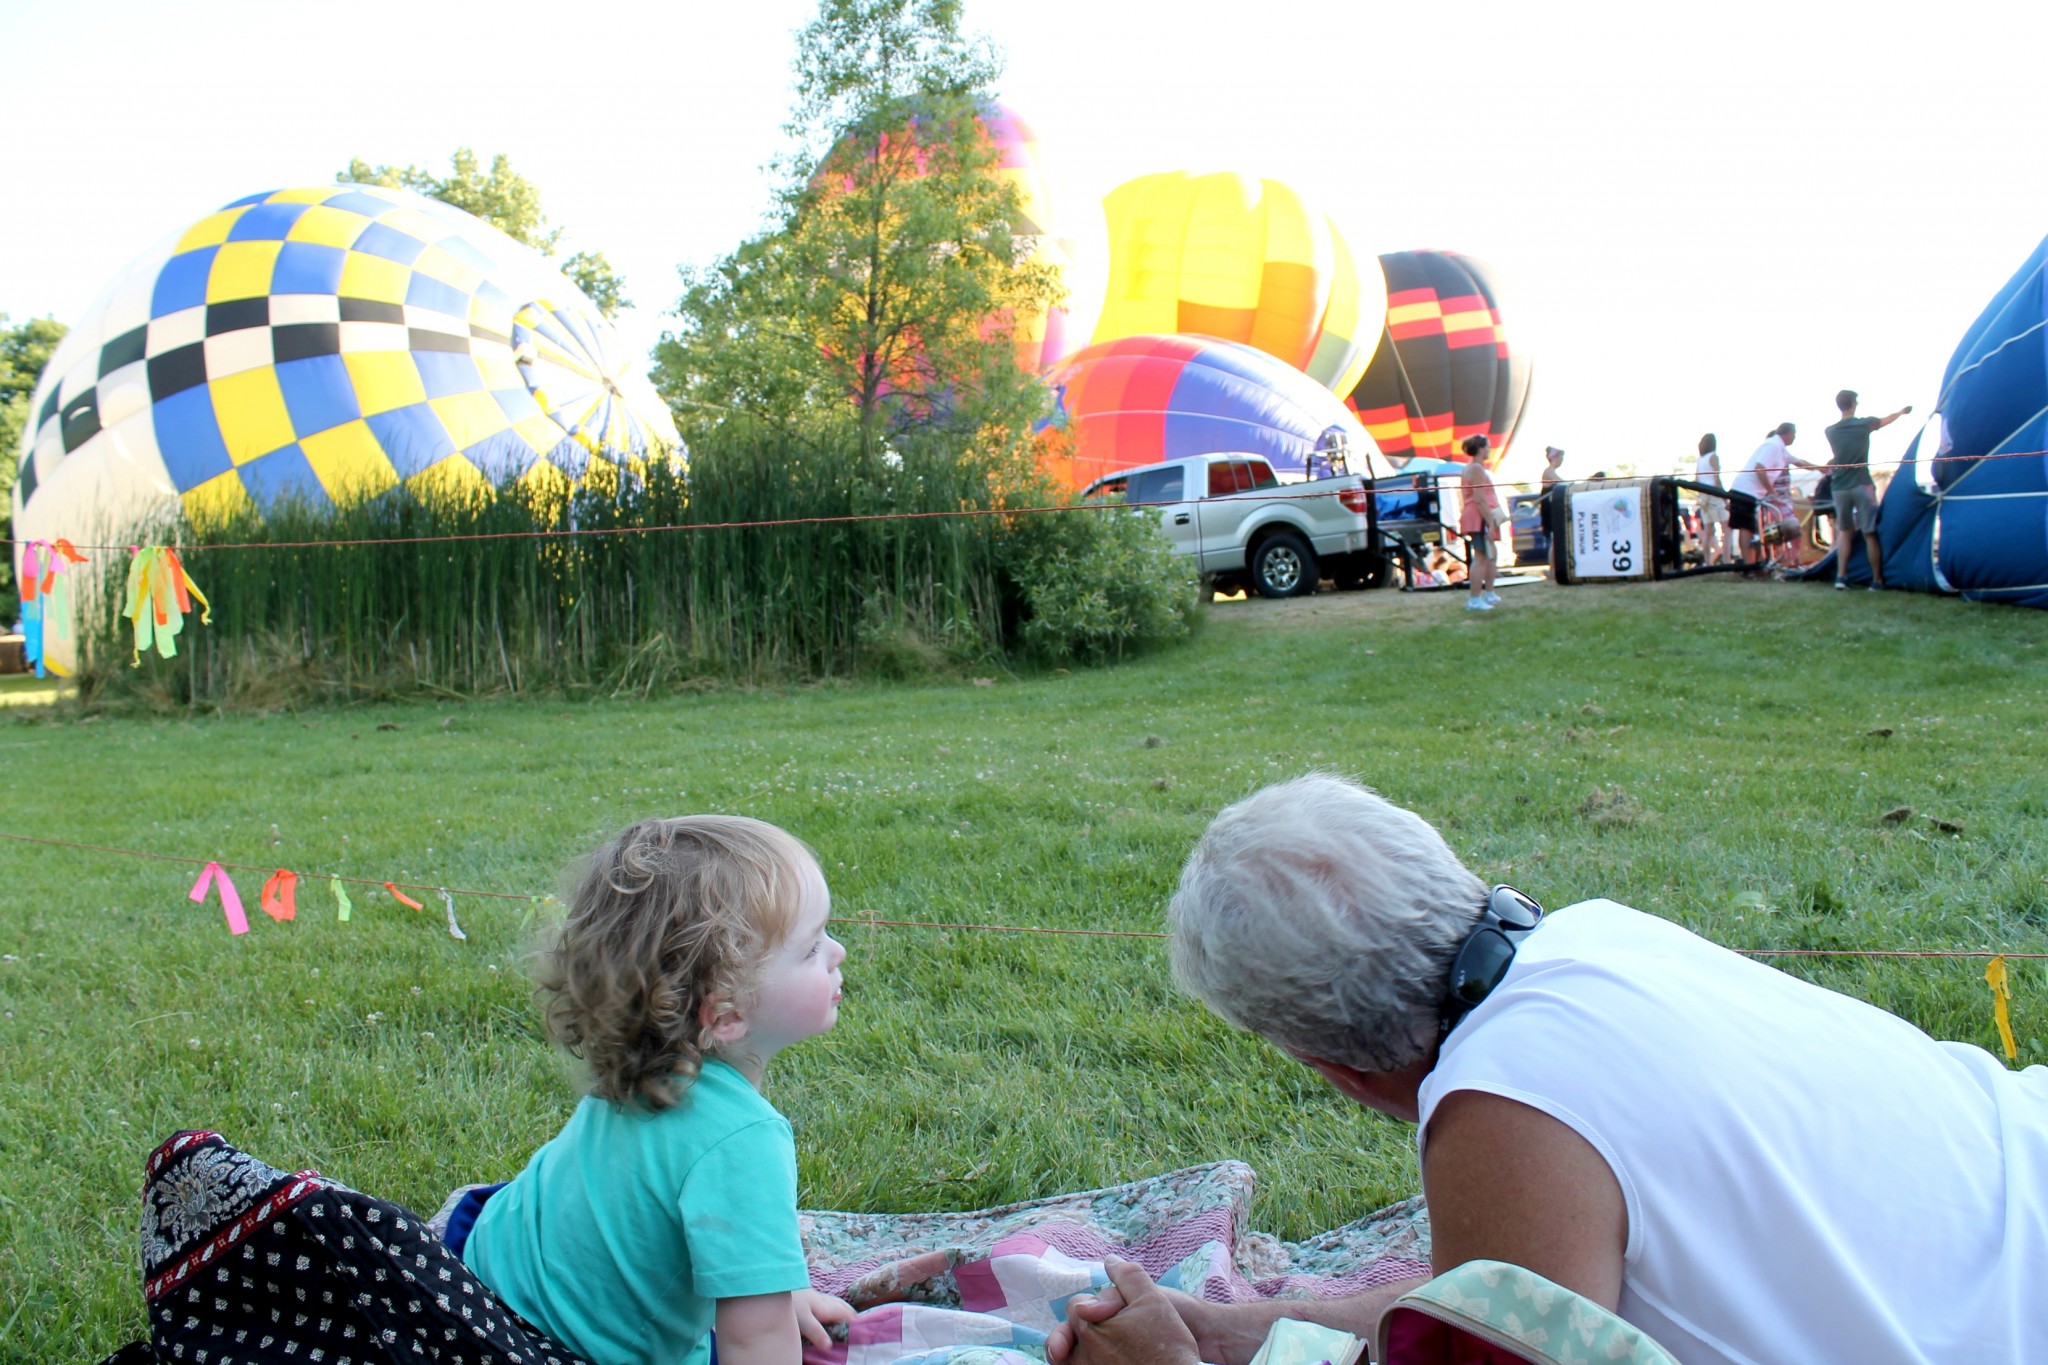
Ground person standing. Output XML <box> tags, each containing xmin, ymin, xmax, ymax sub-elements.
<box><xmin>1693</xmin><ymin>434</ymin><xmax>1731</xmax><ymax>565</ymax></box>
<box><xmin>1824</xmin><ymin>389</ymin><xmax>1911</xmax><ymax>590</ymax></box>
<box><xmin>1457</xmin><ymin>435</ymin><xmax>1505</xmax><ymax>611</ymax></box>
<box><xmin>1539</xmin><ymin>446</ymin><xmax>1566</xmax><ymax>490</ymax></box>
<box><xmin>1731</xmin><ymin>423</ymin><xmax>1824</xmax><ymax>571</ymax></box>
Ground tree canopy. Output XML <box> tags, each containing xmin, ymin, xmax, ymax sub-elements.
<box><xmin>340</xmin><ymin>149</ymin><xmax>629</xmax><ymax>317</ymax></box>
<box><xmin>3</xmin><ymin>312</ymin><xmax>70</xmax><ymax>609</ymax></box>
<box><xmin>655</xmin><ymin>0</ymin><xmax>1061</xmax><ymax>462</ymax></box>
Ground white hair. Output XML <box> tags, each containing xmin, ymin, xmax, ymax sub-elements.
<box><xmin>1168</xmin><ymin>774</ymin><xmax>1487</xmax><ymax>1073</ymax></box>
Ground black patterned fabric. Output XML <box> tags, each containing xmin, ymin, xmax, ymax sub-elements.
<box><xmin>99</xmin><ymin>1131</ymin><xmax>591</xmax><ymax>1365</ymax></box>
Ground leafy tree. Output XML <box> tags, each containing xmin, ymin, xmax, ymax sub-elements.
<box><xmin>656</xmin><ymin>0</ymin><xmax>1062</xmax><ymax>463</ymax></box>
<box><xmin>1</xmin><ymin>313</ymin><xmax>69</xmax><ymax>613</ymax></box>
<box><xmin>340</xmin><ymin>149</ymin><xmax>630</xmax><ymax>317</ymax></box>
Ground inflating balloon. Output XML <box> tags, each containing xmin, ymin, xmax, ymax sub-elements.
<box><xmin>1091</xmin><ymin>172</ymin><xmax>1382</xmax><ymax>395</ymax></box>
<box><xmin>11</xmin><ymin>184</ymin><xmax>679</xmax><ymax>548</ymax></box>
<box><xmin>813</xmin><ymin>103</ymin><xmax>1082</xmax><ymax>375</ymax></box>
<box><xmin>981</xmin><ymin>106</ymin><xmax>1087</xmax><ymax>372</ymax></box>
<box><xmin>1040</xmin><ymin>333</ymin><xmax>1378</xmax><ymax>491</ymax></box>
<box><xmin>1873</xmin><ymin>236</ymin><xmax>2048</xmax><ymax>607</ymax></box>
<box><xmin>1345</xmin><ymin>250</ymin><xmax>1531</xmax><ymax>467</ymax></box>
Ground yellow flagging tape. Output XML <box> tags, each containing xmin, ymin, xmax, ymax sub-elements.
<box><xmin>1986</xmin><ymin>956</ymin><xmax>2018</xmax><ymax>1062</ymax></box>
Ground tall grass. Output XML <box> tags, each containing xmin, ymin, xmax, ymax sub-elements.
<box><xmin>74</xmin><ymin>428</ymin><xmax>1104</xmax><ymax>708</ymax></box>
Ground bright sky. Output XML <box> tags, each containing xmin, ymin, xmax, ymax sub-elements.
<box><xmin>6</xmin><ymin>0</ymin><xmax>2048</xmax><ymax>490</ymax></box>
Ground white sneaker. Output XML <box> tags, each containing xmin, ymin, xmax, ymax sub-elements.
<box><xmin>1482</xmin><ymin>591</ymin><xmax>1502</xmax><ymax>606</ymax></box>
<box><xmin>1465</xmin><ymin>597</ymin><xmax>1495</xmax><ymax>612</ymax></box>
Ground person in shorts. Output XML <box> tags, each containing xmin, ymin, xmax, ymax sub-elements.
<box><xmin>1731</xmin><ymin>424</ymin><xmax>1823</xmax><ymax>573</ymax></box>
<box><xmin>1457</xmin><ymin>435</ymin><xmax>1504</xmax><ymax>611</ymax></box>
<box><xmin>1823</xmin><ymin>389</ymin><xmax>1912</xmax><ymax>590</ymax></box>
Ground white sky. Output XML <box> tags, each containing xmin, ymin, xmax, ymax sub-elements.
<box><xmin>5</xmin><ymin>0</ymin><xmax>2047</xmax><ymax>490</ymax></box>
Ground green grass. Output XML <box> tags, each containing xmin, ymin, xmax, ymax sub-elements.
<box><xmin>4</xmin><ymin>576</ymin><xmax>2047</xmax><ymax>1358</ymax></box>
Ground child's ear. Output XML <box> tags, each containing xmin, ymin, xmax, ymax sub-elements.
<box><xmin>699</xmin><ymin>996</ymin><xmax>749</xmax><ymax>1047</ymax></box>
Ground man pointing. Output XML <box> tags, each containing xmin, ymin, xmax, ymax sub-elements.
<box><xmin>1824</xmin><ymin>389</ymin><xmax>1911</xmax><ymax>590</ymax></box>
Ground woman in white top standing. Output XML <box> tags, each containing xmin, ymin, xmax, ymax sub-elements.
<box><xmin>1692</xmin><ymin>434</ymin><xmax>1730</xmax><ymax>565</ymax></box>
<box><xmin>1731</xmin><ymin>423</ymin><xmax>1824</xmax><ymax>572</ymax></box>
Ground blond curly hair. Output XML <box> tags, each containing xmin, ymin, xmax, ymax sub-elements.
<box><xmin>537</xmin><ymin>815</ymin><xmax>812</xmax><ymax>1109</ymax></box>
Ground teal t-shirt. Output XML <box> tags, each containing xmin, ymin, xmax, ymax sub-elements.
<box><xmin>464</xmin><ymin>1059</ymin><xmax>811</xmax><ymax>1365</ymax></box>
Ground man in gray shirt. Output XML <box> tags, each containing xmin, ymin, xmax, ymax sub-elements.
<box><xmin>1823</xmin><ymin>389</ymin><xmax>1911</xmax><ymax>590</ymax></box>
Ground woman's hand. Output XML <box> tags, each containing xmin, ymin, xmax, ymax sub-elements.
<box><xmin>794</xmin><ymin>1288</ymin><xmax>855</xmax><ymax>1347</ymax></box>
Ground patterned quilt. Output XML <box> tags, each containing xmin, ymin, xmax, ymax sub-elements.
<box><xmin>799</xmin><ymin>1161</ymin><xmax>1431</xmax><ymax>1365</ymax></box>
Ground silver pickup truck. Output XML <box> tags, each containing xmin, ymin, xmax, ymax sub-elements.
<box><xmin>1082</xmin><ymin>453</ymin><xmax>1384</xmax><ymax>598</ymax></box>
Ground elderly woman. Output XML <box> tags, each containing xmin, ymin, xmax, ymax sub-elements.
<box><xmin>1050</xmin><ymin>775</ymin><xmax>2048</xmax><ymax>1365</ymax></box>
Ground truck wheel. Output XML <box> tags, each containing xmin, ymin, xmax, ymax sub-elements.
<box><xmin>1251</xmin><ymin>532</ymin><xmax>1318</xmax><ymax>598</ymax></box>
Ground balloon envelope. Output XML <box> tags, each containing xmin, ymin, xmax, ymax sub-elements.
<box><xmin>1346</xmin><ymin>250</ymin><xmax>1531</xmax><ymax>467</ymax></box>
<box><xmin>11</xmin><ymin>184</ymin><xmax>678</xmax><ymax>539</ymax></box>
<box><xmin>10</xmin><ymin>185</ymin><xmax>680</xmax><ymax>673</ymax></box>
<box><xmin>980</xmin><ymin>105</ymin><xmax>1087</xmax><ymax>372</ymax></box>
<box><xmin>1873</xmin><ymin>236</ymin><xmax>2048</xmax><ymax>606</ymax></box>
<box><xmin>1090</xmin><ymin>172</ymin><xmax>1382</xmax><ymax>395</ymax></box>
<box><xmin>1041</xmin><ymin>333</ymin><xmax>1378</xmax><ymax>491</ymax></box>
<box><xmin>814</xmin><ymin>103</ymin><xmax>1082</xmax><ymax>375</ymax></box>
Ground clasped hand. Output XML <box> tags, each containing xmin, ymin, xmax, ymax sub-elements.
<box><xmin>1046</xmin><ymin>1258</ymin><xmax>1201</xmax><ymax>1365</ymax></box>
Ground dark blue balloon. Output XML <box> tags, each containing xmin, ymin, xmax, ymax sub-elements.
<box><xmin>1875</xmin><ymin>237</ymin><xmax>2048</xmax><ymax>607</ymax></box>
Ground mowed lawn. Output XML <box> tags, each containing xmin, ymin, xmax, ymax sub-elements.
<box><xmin>4</xmin><ymin>576</ymin><xmax>2047</xmax><ymax>1359</ymax></box>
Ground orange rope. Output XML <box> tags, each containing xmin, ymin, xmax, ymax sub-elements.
<box><xmin>8</xmin><ymin>829</ymin><xmax>2044</xmax><ymax>960</ymax></box>
<box><xmin>6</xmin><ymin>446</ymin><xmax>2040</xmax><ymax>557</ymax></box>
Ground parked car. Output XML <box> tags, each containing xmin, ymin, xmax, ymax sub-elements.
<box><xmin>1509</xmin><ymin>491</ymin><xmax>1550</xmax><ymax>568</ymax></box>
<box><xmin>1082</xmin><ymin>453</ymin><xmax>1384</xmax><ymax>598</ymax></box>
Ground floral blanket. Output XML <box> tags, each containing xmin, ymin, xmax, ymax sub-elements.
<box><xmin>800</xmin><ymin>1161</ymin><xmax>1431</xmax><ymax>1365</ymax></box>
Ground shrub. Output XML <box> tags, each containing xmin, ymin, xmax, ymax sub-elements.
<box><xmin>997</xmin><ymin>501</ymin><xmax>1199</xmax><ymax>665</ymax></box>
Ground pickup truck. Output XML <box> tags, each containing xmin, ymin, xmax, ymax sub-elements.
<box><xmin>1082</xmin><ymin>453</ymin><xmax>1388</xmax><ymax>598</ymax></box>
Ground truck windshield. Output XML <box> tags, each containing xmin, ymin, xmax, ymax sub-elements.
<box><xmin>1127</xmin><ymin>467</ymin><xmax>1185</xmax><ymax>503</ymax></box>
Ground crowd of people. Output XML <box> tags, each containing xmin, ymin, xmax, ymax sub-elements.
<box><xmin>1686</xmin><ymin>390</ymin><xmax>1911</xmax><ymax>584</ymax></box>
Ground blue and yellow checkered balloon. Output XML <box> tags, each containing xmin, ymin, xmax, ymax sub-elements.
<box><xmin>12</xmin><ymin>185</ymin><xmax>680</xmax><ymax>543</ymax></box>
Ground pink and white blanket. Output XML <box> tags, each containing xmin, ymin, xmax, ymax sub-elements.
<box><xmin>799</xmin><ymin>1161</ymin><xmax>1430</xmax><ymax>1365</ymax></box>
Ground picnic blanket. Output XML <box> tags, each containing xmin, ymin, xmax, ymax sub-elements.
<box><xmin>796</xmin><ymin>1161</ymin><xmax>1432</xmax><ymax>1365</ymax></box>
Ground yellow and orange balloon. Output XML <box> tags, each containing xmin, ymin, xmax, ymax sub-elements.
<box><xmin>1088</xmin><ymin>171</ymin><xmax>1383</xmax><ymax>395</ymax></box>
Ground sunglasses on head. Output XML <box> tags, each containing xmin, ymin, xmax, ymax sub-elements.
<box><xmin>1440</xmin><ymin>885</ymin><xmax>1545</xmax><ymax>1038</ymax></box>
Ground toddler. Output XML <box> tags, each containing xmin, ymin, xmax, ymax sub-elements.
<box><xmin>464</xmin><ymin>815</ymin><xmax>853</xmax><ymax>1365</ymax></box>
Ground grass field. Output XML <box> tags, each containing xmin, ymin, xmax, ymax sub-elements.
<box><xmin>4</xmin><ymin>576</ymin><xmax>2046</xmax><ymax>1359</ymax></box>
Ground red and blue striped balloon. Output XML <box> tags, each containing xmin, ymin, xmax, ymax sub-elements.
<box><xmin>1041</xmin><ymin>334</ymin><xmax>1376</xmax><ymax>491</ymax></box>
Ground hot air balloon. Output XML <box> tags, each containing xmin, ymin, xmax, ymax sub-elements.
<box><xmin>812</xmin><ymin>102</ymin><xmax>1082</xmax><ymax>376</ymax></box>
<box><xmin>1345</xmin><ymin>250</ymin><xmax>1531</xmax><ymax>467</ymax></box>
<box><xmin>1868</xmin><ymin>236</ymin><xmax>2048</xmax><ymax>607</ymax></box>
<box><xmin>1089</xmin><ymin>172</ymin><xmax>1382</xmax><ymax>395</ymax></box>
<box><xmin>980</xmin><ymin>105</ymin><xmax>1087</xmax><ymax>372</ymax></box>
<box><xmin>10</xmin><ymin>184</ymin><xmax>680</xmax><ymax>672</ymax></box>
<box><xmin>1040</xmin><ymin>334</ymin><xmax>1378</xmax><ymax>491</ymax></box>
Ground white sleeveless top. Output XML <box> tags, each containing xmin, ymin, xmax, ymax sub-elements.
<box><xmin>1693</xmin><ymin>452</ymin><xmax>1722</xmax><ymax>488</ymax></box>
<box><xmin>1416</xmin><ymin>900</ymin><xmax>2048</xmax><ymax>1364</ymax></box>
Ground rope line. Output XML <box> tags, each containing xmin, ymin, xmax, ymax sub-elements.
<box><xmin>9</xmin><ymin>828</ymin><xmax>2044</xmax><ymax>961</ymax></box>
<box><xmin>0</xmin><ymin>830</ymin><xmax>533</xmax><ymax>903</ymax></box>
<box><xmin>8</xmin><ymin>447</ymin><xmax>2044</xmax><ymax>557</ymax></box>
